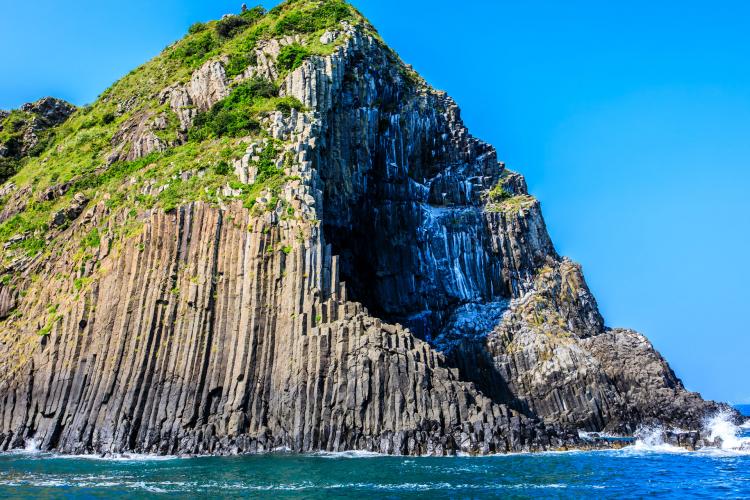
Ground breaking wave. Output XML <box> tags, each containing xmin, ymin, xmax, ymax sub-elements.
<box><xmin>629</xmin><ymin>410</ymin><xmax>750</xmax><ymax>456</ymax></box>
<box><xmin>705</xmin><ymin>409</ymin><xmax>750</xmax><ymax>451</ymax></box>
<box><xmin>7</xmin><ymin>439</ymin><xmax>181</xmax><ymax>462</ymax></box>
<box><xmin>312</xmin><ymin>450</ymin><xmax>385</xmax><ymax>459</ymax></box>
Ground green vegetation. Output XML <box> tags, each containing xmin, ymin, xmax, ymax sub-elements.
<box><xmin>216</xmin><ymin>15</ymin><xmax>253</xmax><ymax>39</ymax></box>
<box><xmin>253</xmin><ymin>142</ymin><xmax>282</xmax><ymax>182</ymax></box>
<box><xmin>0</xmin><ymin>111</ymin><xmax>28</xmax><ymax>146</ymax></box>
<box><xmin>274</xmin><ymin>97</ymin><xmax>304</xmax><ymax>116</ymax></box>
<box><xmin>240</xmin><ymin>5</ymin><xmax>267</xmax><ymax>23</ymax></box>
<box><xmin>170</xmin><ymin>30</ymin><xmax>221</xmax><ymax>69</ymax></box>
<box><xmin>188</xmin><ymin>22</ymin><xmax>207</xmax><ymax>35</ymax></box>
<box><xmin>189</xmin><ymin>77</ymin><xmax>279</xmax><ymax>141</ymax></box>
<box><xmin>0</xmin><ymin>158</ymin><xmax>19</xmax><ymax>186</ymax></box>
<box><xmin>81</xmin><ymin>228</ymin><xmax>101</xmax><ymax>249</ymax></box>
<box><xmin>38</xmin><ymin>304</ymin><xmax>61</xmax><ymax>336</ymax></box>
<box><xmin>73</xmin><ymin>277</ymin><xmax>90</xmax><ymax>291</ymax></box>
<box><xmin>273</xmin><ymin>0</ymin><xmax>353</xmax><ymax>35</ymax></box>
<box><xmin>487</xmin><ymin>182</ymin><xmax>512</xmax><ymax>203</ymax></box>
<box><xmin>277</xmin><ymin>44</ymin><xmax>312</xmax><ymax>72</ymax></box>
<box><xmin>0</xmin><ymin>0</ymin><xmax>372</xmax><ymax>272</ymax></box>
<box><xmin>0</xmin><ymin>110</ymin><xmax>59</xmax><ymax>184</ymax></box>
<box><xmin>225</xmin><ymin>52</ymin><xmax>258</xmax><ymax>78</ymax></box>
<box><xmin>188</xmin><ymin>76</ymin><xmax>303</xmax><ymax>141</ymax></box>
<box><xmin>100</xmin><ymin>111</ymin><xmax>116</xmax><ymax>125</ymax></box>
<box><xmin>485</xmin><ymin>194</ymin><xmax>536</xmax><ymax>214</ymax></box>
<box><xmin>214</xmin><ymin>161</ymin><xmax>231</xmax><ymax>176</ymax></box>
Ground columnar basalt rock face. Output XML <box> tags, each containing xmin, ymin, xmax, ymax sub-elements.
<box><xmin>0</xmin><ymin>9</ymin><xmax>737</xmax><ymax>456</ymax></box>
<box><xmin>0</xmin><ymin>201</ymin><xmax>576</xmax><ymax>455</ymax></box>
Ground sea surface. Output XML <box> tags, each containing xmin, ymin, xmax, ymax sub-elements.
<box><xmin>1</xmin><ymin>406</ymin><xmax>748</xmax><ymax>499</ymax></box>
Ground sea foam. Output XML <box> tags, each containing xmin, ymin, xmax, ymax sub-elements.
<box><xmin>704</xmin><ymin>409</ymin><xmax>750</xmax><ymax>451</ymax></box>
<box><xmin>629</xmin><ymin>410</ymin><xmax>750</xmax><ymax>456</ymax></box>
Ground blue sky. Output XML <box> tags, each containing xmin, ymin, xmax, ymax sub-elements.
<box><xmin>1</xmin><ymin>0</ymin><xmax>748</xmax><ymax>403</ymax></box>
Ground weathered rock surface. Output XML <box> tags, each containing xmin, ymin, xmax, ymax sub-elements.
<box><xmin>0</xmin><ymin>11</ymin><xmax>736</xmax><ymax>456</ymax></box>
<box><xmin>0</xmin><ymin>97</ymin><xmax>76</xmax><ymax>160</ymax></box>
<box><xmin>0</xmin><ymin>97</ymin><xmax>76</xmax><ymax>184</ymax></box>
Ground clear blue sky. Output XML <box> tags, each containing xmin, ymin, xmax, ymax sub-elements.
<box><xmin>1</xmin><ymin>0</ymin><xmax>748</xmax><ymax>403</ymax></box>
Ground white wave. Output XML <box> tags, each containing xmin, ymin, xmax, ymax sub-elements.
<box><xmin>311</xmin><ymin>450</ymin><xmax>385</xmax><ymax>458</ymax></box>
<box><xmin>64</xmin><ymin>453</ymin><xmax>181</xmax><ymax>462</ymax></box>
<box><xmin>704</xmin><ymin>409</ymin><xmax>750</xmax><ymax>452</ymax></box>
<box><xmin>5</xmin><ymin>450</ymin><xmax>182</xmax><ymax>462</ymax></box>
<box><xmin>130</xmin><ymin>481</ymin><xmax>169</xmax><ymax>493</ymax></box>
<box><xmin>577</xmin><ymin>430</ymin><xmax>634</xmax><ymax>441</ymax></box>
<box><xmin>24</xmin><ymin>439</ymin><xmax>40</xmax><ymax>453</ymax></box>
<box><xmin>0</xmin><ymin>438</ymin><xmax>183</xmax><ymax>461</ymax></box>
<box><xmin>209</xmin><ymin>481</ymin><xmax>570</xmax><ymax>492</ymax></box>
<box><xmin>0</xmin><ymin>478</ymin><xmax>182</xmax><ymax>492</ymax></box>
<box><xmin>2</xmin><ymin>439</ymin><xmax>46</xmax><ymax>457</ymax></box>
<box><xmin>628</xmin><ymin>426</ymin><xmax>687</xmax><ymax>454</ymax></box>
<box><xmin>624</xmin><ymin>411</ymin><xmax>750</xmax><ymax>456</ymax></box>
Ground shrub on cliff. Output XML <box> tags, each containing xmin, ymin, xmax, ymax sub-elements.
<box><xmin>216</xmin><ymin>15</ymin><xmax>251</xmax><ymax>39</ymax></box>
<box><xmin>275</xmin><ymin>97</ymin><xmax>304</xmax><ymax>116</ymax></box>
<box><xmin>216</xmin><ymin>7</ymin><xmax>265</xmax><ymax>39</ymax></box>
<box><xmin>188</xmin><ymin>77</ymin><xmax>278</xmax><ymax>141</ymax></box>
<box><xmin>240</xmin><ymin>6</ymin><xmax>266</xmax><ymax>23</ymax></box>
<box><xmin>190</xmin><ymin>107</ymin><xmax>260</xmax><ymax>142</ymax></box>
<box><xmin>171</xmin><ymin>30</ymin><xmax>219</xmax><ymax>68</ymax></box>
<box><xmin>81</xmin><ymin>228</ymin><xmax>101</xmax><ymax>249</ymax></box>
<box><xmin>487</xmin><ymin>183</ymin><xmax>512</xmax><ymax>202</ymax></box>
<box><xmin>277</xmin><ymin>44</ymin><xmax>311</xmax><ymax>72</ymax></box>
<box><xmin>188</xmin><ymin>22</ymin><xmax>207</xmax><ymax>35</ymax></box>
<box><xmin>100</xmin><ymin>112</ymin><xmax>116</xmax><ymax>125</ymax></box>
<box><xmin>225</xmin><ymin>52</ymin><xmax>259</xmax><ymax>79</ymax></box>
<box><xmin>273</xmin><ymin>0</ymin><xmax>352</xmax><ymax>35</ymax></box>
<box><xmin>214</xmin><ymin>161</ymin><xmax>231</xmax><ymax>176</ymax></box>
<box><xmin>0</xmin><ymin>158</ymin><xmax>18</xmax><ymax>185</ymax></box>
<box><xmin>243</xmin><ymin>76</ymin><xmax>278</xmax><ymax>98</ymax></box>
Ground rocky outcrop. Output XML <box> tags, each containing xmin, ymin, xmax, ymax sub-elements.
<box><xmin>0</xmin><ymin>97</ymin><xmax>75</xmax><ymax>183</ymax></box>
<box><xmin>108</xmin><ymin>111</ymin><xmax>168</xmax><ymax>163</ymax></box>
<box><xmin>5</xmin><ymin>97</ymin><xmax>76</xmax><ymax>158</ymax></box>
<box><xmin>0</xmin><ymin>7</ymin><xmax>735</xmax><ymax>456</ymax></box>
<box><xmin>0</xmin><ymin>97</ymin><xmax>75</xmax><ymax>159</ymax></box>
<box><xmin>159</xmin><ymin>58</ymin><xmax>232</xmax><ymax>133</ymax></box>
<box><xmin>584</xmin><ymin>329</ymin><xmax>734</xmax><ymax>430</ymax></box>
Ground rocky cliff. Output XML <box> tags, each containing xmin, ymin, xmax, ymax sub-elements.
<box><xmin>0</xmin><ymin>0</ymin><xmax>736</xmax><ymax>456</ymax></box>
<box><xmin>0</xmin><ymin>97</ymin><xmax>76</xmax><ymax>184</ymax></box>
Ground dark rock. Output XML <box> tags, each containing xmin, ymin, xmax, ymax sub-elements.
<box><xmin>39</xmin><ymin>181</ymin><xmax>73</xmax><ymax>202</ymax></box>
<box><xmin>50</xmin><ymin>192</ymin><xmax>88</xmax><ymax>227</ymax></box>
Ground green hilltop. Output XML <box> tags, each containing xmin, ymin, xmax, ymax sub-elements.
<box><xmin>0</xmin><ymin>0</ymin><xmax>374</xmax><ymax>269</ymax></box>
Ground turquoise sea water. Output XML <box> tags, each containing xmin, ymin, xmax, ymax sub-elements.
<box><xmin>1</xmin><ymin>406</ymin><xmax>748</xmax><ymax>499</ymax></box>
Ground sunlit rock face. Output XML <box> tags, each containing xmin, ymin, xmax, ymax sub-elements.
<box><xmin>0</xmin><ymin>7</ymin><xmax>738</xmax><ymax>457</ymax></box>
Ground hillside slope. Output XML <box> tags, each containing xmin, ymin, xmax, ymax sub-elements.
<box><xmin>0</xmin><ymin>0</ymin><xmax>734</xmax><ymax>455</ymax></box>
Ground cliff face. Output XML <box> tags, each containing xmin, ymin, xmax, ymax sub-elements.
<box><xmin>0</xmin><ymin>1</ymin><xmax>734</xmax><ymax>456</ymax></box>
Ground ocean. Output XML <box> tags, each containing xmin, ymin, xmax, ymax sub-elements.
<box><xmin>1</xmin><ymin>406</ymin><xmax>748</xmax><ymax>499</ymax></box>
